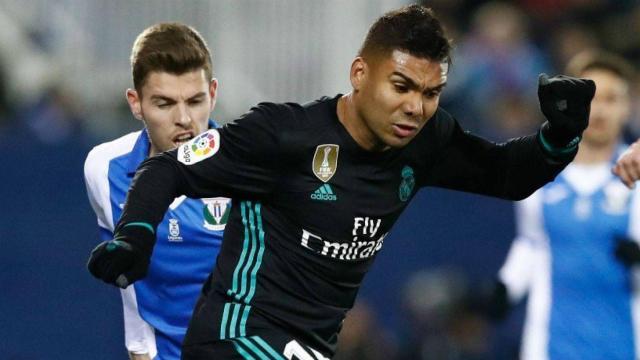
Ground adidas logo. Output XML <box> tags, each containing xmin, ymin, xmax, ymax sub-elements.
<box><xmin>311</xmin><ymin>184</ymin><xmax>337</xmax><ymax>201</ymax></box>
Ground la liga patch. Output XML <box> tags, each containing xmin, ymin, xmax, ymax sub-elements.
<box><xmin>178</xmin><ymin>129</ymin><xmax>220</xmax><ymax>165</ymax></box>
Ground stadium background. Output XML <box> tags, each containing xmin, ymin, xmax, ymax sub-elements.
<box><xmin>1</xmin><ymin>0</ymin><xmax>638</xmax><ymax>358</ymax></box>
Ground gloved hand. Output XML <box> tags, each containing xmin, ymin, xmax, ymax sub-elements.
<box><xmin>538</xmin><ymin>73</ymin><xmax>596</xmax><ymax>151</ymax></box>
<box><xmin>615</xmin><ymin>238</ymin><xmax>640</xmax><ymax>267</ymax></box>
<box><xmin>87</xmin><ymin>223</ymin><xmax>155</xmax><ymax>288</ymax></box>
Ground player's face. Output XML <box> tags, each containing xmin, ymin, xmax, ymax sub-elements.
<box><xmin>351</xmin><ymin>49</ymin><xmax>447</xmax><ymax>151</ymax></box>
<box><xmin>581</xmin><ymin>69</ymin><xmax>630</xmax><ymax>148</ymax></box>
<box><xmin>126</xmin><ymin>69</ymin><xmax>217</xmax><ymax>156</ymax></box>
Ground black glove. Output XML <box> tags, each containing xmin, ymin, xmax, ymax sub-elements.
<box><xmin>615</xmin><ymin>238</ymin><xmax>640</xmax><ymax>267</ymax></box>
<box><xmin>537</xmin><ymin>73</ymin><xmax>596</xmax><ymax>152</ymax></box>
<box><xmin>87</xmin><ymin>223</ymin><xmax>155</xmax><ymax>288</ymax></box>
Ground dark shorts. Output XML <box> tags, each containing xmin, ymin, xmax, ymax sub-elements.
<box><xmin>181</xmin><ymin>333</ymin><xmax>329</xmax><ymax>360</ymax></box>
<box><xmin>182</xmin><ymin>293</ymin><xmax>331</xmax><ymax>360</ymax></box>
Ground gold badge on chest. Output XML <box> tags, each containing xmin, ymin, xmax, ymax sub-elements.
<box><xmin>312</xmin><ymin>144</ymin><xmax>339</xmax><ymax>182</ymax></box>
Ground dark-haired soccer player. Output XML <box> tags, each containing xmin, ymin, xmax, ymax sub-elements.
<box><xmin>88</xmin><ymin>5</ymin><xmax>595</xmax><ymax>359</ymax></box>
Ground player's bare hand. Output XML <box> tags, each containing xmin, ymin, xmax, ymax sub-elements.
<box><xmin>613</xmin><ymin>140</ymin><xmax>640</xmax><ymax>189</ymax></box>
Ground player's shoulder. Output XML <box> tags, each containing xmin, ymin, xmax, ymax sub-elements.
<box><xmin>300</xmin><ymin>95</ymin><xmax>341</xmax><ymax>124</ymax></box>
<box><xmin>252</xmin><ymin>95</ymin><xmax>335</xmax><ymax>112</ymax></box>
<box><xmin>232</xmin><ymin>95</ymin><xmax>338</xmax><ymax>135</ymax></box>
<box><xmin>281</xmin><ymin>94</ymin><xmax>342</xmax><ymax>131</ymax></box>
<box><xmin>245</xmin><ymin>100</ymin><xmax>300</xmax><ymax>119</ymax></box>
<box><xmin>84</xmin><ymin>131</ymin><xmax>141</xmax><ymax>181</ymax></box>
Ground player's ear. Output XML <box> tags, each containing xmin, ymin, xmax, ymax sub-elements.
<box><xmin>350</xmin><ymin>57</ymin><xmax>367</xmax><ymax>92</ymax></box>
<box><xmin>126</xmin><ymin>88</ymin><xmax>143</xmax><ymax>121</ymax></box>
<box><xmin>208</xmin><ymin>78</ymin><xmax>218</xmax><ymax>112</ymax></box>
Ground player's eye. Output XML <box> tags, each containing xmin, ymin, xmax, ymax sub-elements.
<box><xmin>394</xmin><ymin>83</ymin><xmax>408</xmax><ymax>93</ymax></box>
<box><xmin>157</xmin><ymin>102</ymin><xmax>172</xmax><ymax>109</ymax></box>
<box><xmin>425</xmin><ymin>90</ymin><xmax>441</xmax><ymax>99</ymax></box>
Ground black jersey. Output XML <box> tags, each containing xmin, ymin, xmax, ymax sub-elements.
<box><xmin>119</xmin><ymin>95</ymin><xmax>572</xmax><ymax>356</ymax></box>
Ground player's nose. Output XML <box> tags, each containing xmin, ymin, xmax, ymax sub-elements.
<box><xmin>403</xmin><ymin>95</ymin><xmax>423</xmax><ymax>118</ymax></box>
<box><xmin>175</xmin><ymin>103</ymin><xmax>192</xmax><ymax>126</ymax></box>
<box><xmin>589</xmin><ymin>98</ymin><xmax>607</xmax><ymax>122</ymax></box>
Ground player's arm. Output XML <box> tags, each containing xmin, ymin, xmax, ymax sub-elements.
<box><xmin>486</xmin><ymin>235</ymin><xmax>539</xmax><ymax>319</ymax></box>
<box><xmin>483</xmin><ymin>195</ymin><xmax>543</xmax><ymax>320</ymax></box>
<box><xmin>83</xmin><ymin>147</ymin><xmax>117</xmax><ymax>237</ymax></box>
<box><xmin>613</xmin><ymin>139</ymin><xmax>640</xmax><ymax>189</ymax></box>
<box><xmin>87</xmin><ymin>103</ymin><xmax>287</xmax><ymax>288</ymax></box>
<box><xmin>426</xmin><ymin>74</ymin><xmax>595</xmax><ymax>200</ymax></box>
<box><xmin>84</xmin><ymin>145</ymin><xmax>158</xmax><ymax>357</ymax></box>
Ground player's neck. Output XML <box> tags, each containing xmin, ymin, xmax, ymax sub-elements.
<box><xmin>148</xmin><ymin>145</ymin><xmax>159</xmax><ymax>158</ymax></box>
<box><xmin>337</xmin><ymin>93</ymin><xmax>388</xmax><ymax>152</ymax></box>
<box><xmin>574</xmin><ymin>140</ymin><xmax>617</xmax><ymax>164</ymax></box>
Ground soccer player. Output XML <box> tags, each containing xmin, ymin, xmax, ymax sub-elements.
<box><xmin>88</xmin><ymin>6</ymin><xmax>595</xmax><ymax>359</ymax></box>
<box><xmin>84</xmin><ymin>23</ymin><xmax>228</xmax><ymax>360</ymax></box>
<box><xmin>493</xmin><ymin>50</ymin><xmax>638</xmax><ymax>359</ymax></box>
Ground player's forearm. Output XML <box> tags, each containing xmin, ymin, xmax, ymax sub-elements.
<box><xmin>117</xmin><ymin>154</ymin><xmax>183</xmax><ymax>233</ymax></box>
<box><xmin>430</xmin><ymin>129</ymin><xmax>572</xmax><ymax>200</ymax></box>
<box><xmin>497</xmin><ymin>131</ymin><xmax>575</xmax><ymax>200</ymax></box>
<box><xmin>87</xmin><ymin>155</ymin><xmax>181</xmax><ymax>288</ymax></box>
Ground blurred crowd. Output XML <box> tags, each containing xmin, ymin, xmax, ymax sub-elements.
<box><xmin>335</xmin><ymin>267</ymin><xmax>510</xmax><ymax>360</ymax></box>
<box><xmin>432</xmin><ymin>0</ymin><xmax>640</xmax><ymax>143</ymax></box>
<box><xmin>3</xmin><ymin>1</ymin><xmax>640</xmax><ymax>359</ymax></box>
<box><xmin>0</xmin><ymin>0</ymin><xmax>639</xmax><ymax>146</ymax></box>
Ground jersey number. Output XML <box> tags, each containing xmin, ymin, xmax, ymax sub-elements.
<box><xmin>283</xmin><ymin>340</ymin><xmax>329</xmax><ymax>360</ymax></box>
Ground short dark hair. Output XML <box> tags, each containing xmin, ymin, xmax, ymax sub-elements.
<box><xmin>566</xmin><ymin>50</ymin><xmax>636</xmax><ymax>84</ymax></box>
<box><xmin>359</xmin><ymin>5</ymin><xmax>452</xmax><ymax>68</ymax></box>
<box><xmin>131</xmin><ymin>22</ymin><xmax>213</xmax><ymax>96</ymax></box>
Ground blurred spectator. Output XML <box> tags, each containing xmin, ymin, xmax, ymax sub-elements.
<box><xmin>547</xmin><ymin>24</ymin><xmax>599</xmax><ymax>71</ymax></box>
<box><xmin>600</xmin><ymin>5</ymin><xmax>640</xmax><ymax>60</ymax></box>
<box><xmin>444</xmin><ymin>1</ymin><xmax>549</xmax><ymax>140</ymax></box>
<box><xmin>417</xmin><ymin>0</ymin><xmax>466</xmax><ymax>41</ymax></box>
<box><xmin>334</xmin><ymin>301</ymin><xmax>397</xmax><ymax>360</ymax></box>
<box><xmin>397</xmin><ymin>268</ymin><xmax>492</xmax><ymax>360</ymax></box>
<box><xmin>518</xmin><ymin>0</ymin><xmax>605</xmax><ymax>22</ymax></box>
<box><xmin>17</xmin><ymin>84</ymin><xmax>84</xmax><ymax>145</ymax></box>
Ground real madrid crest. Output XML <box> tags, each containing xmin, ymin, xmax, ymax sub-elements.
<box><xmin>312</xmin><ymin>144</ymin><xmax>339</xmax><ymax>182</ymax></box>
<box><xmin>399</xmin><ymin>165</ymin><xmax>415</xmax><ymax>202</ymax></box>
